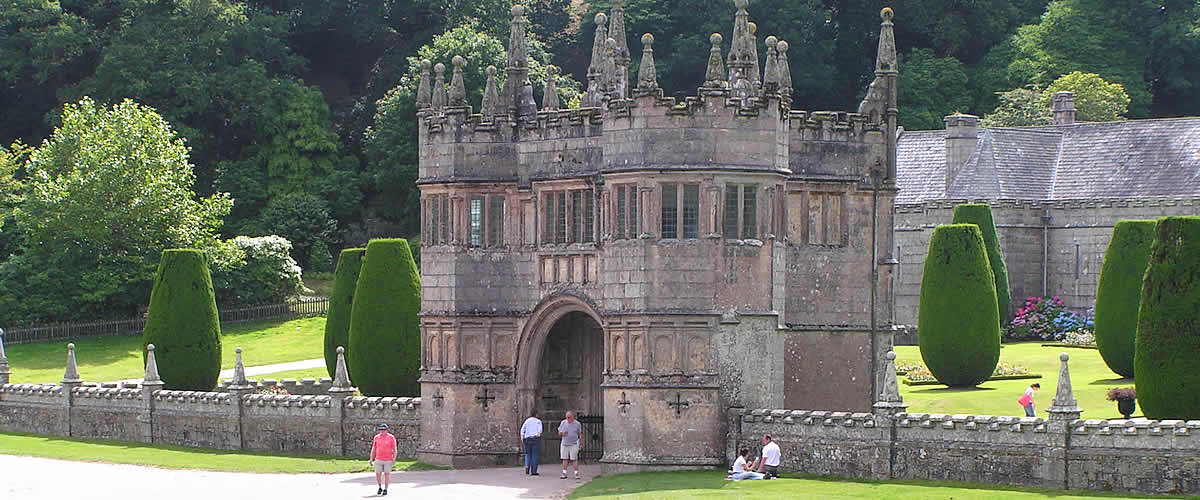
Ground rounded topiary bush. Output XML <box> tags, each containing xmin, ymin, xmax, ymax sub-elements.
<box><xmin>951</xmin><ymin>203</ymin><xmax>1011</xmax><ymax>324</ymax></box>
<box><xmin>324</xmin><ymin>248</ymin><xmax>365</xmax><ymax>378</ymax></box>
<box><xmin>918</xmin><ymin>224</ymin><xmax>1001</xmax><ymax>387</ymax></box>
<box><xmin>142</xmin><ymin>249</ymin><xmax>222</xmax><ymax>390</ymax></box>
<box><xmin>1094</xmin><ymin>220</ymin><xmax>1156</xmax><ymax>378</ymax></box>
<box><xmin>347</xmin><ymin>239</ymin><xmax>422</xmax><ymax>396</ymax></box>
<box><xmin>1135</xmin><ymin>216</ymin><xmax>1200</xmax><ymax>419</ymax></box>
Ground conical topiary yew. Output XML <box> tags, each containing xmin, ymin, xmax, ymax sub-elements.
<box><xmin>1094</xmin><ymin>220</ymin><xmax>1156</xmax><ymax>378</ymax></box>
<box><xmin>951</xmin><ymin>203</ymin><xmax>1011</xmax><ymax>324</ymax></box>
<box><xmin>347</xmin><ymin>239</ymin><xmax>422</xmax><ymax>396</ymax></box>
<box><xmin>142</xmin><ymin>249</ymin><xmax>222</xmax><ymax>391</ymax></box>
<box><xmin>918</xmin><ymin>224</ymin><xmax>1001</xmax><ymax>387</ymax></box>
<box><xmin>324</xmin><ymin>248</ymin><xmax>365</xmax><ymax>378</ymax></box>
<box><xmin>1135</xmin><ymin>216</ymin><xmax>1200</xmax><ymax>419</ymax></box>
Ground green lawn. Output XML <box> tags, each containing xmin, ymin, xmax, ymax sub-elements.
<box><xmin>6</xmin><ymin>316</ymin><xmax>326</xmax><ymax>384</ymax></box>
<box><xmin>896</xmin><ymin>342</ymin><xmax>1134</xmax><ymax>419</ymax></box>
<box><xmin>570</xmin><ymin>471</ymin><xmax>1182</xmax><ymax>499</ymax></box>
<box><xmin>0</xmin><ymin>431</ymin><xmax>439</xmax><ymax>474</ymax></box>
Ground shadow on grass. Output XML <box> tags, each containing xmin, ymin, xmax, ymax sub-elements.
<box><xmin>0</xmin><ymin>431</ymin><xmax>439</xmax><ymax>473</ymax></box>
<box><xmin>908</xmin><ymin>385</ymin><xmax>999</xmax><ymax>394</ymax></box>
<box><xmin>1089</xmin><ymin>377</ymin><xmax>1133</xmax><ymax>385</ymax></box>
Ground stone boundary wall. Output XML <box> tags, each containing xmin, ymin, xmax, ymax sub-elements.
<box><xmin>731</xmin><ymin>408</ymin><xmax>1200</xmax><ymax>495</ymax></box>
<box><xmin>0</xmin><ymin>383</ymin><xmax>421</xmax><ymax>458</ymax></box>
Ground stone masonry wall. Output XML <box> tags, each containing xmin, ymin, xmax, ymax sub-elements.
<box><xmin>733</xmin><ymin>409</ymin><xmax>1200</xmax><ymax>496</ymax></box>
<box><xmin>0</xmin><ymin>383</ymin><xmax>421</xmax><ymax>459</ymax></box>
<box><xmin>894</xmin><ymin>198</ymin><xmax>1200</xmax><ymax>327</ymax></box>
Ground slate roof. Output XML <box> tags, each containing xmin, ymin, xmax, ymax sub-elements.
<box><xmin>896</xmin><ymin>117</ymin><xmax>1200</xmax><ymax>204</ymax></box>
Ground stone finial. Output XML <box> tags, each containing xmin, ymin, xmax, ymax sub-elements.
<box><xmin>481</xmin><ymin>65</ymin><xmax>500</xmax><ymax>117</ymax></box>
<box><xmin>143</xmin><ymin>344</ymin><xmax>162</xmax><ymax>385</ymax></box>
<box><xmin>608</xmin><ymin>0</ymin><xmax>630</xmax><ymax>98</ymax></box>
<box><xmin>543</xmin><ymin>65</ymin><xmax>561</xmax><ymax>111</ymax></box>
<box><xmin>330</xmin><ymin>346</ymin><xmax>354</xmax><ymax>393</ymax></box>
<box><xmin>506</xmin><ymin>4</ymin><xmax>529</xmax><ymax>70</ymax></box>
<box><xmin>604</xmin><ymin>37</ymin><xmax>619</xmax><ymax>94</ymax></box>
<box><xmin>704</xmin><ymin>33</ymin><xmax>726</xmax><ymax>87</ymax></box>
<box><xmin>1047</xmin><ymin>352</ymin><xmax>1082</xmax><ymax>420</ymax></box>
<box><xmin>62</xmin><ymin>343</ymin><xmax>81</xmax><ymax>384</ymax></box>
<box><xmin>431</xmin><ymin>62</ymin><xmax>447</xmax><ymax>111</ymax></box>
<box><xmin>416</xmin><ymin>59</ymin><xmax>432</xmax><ymax>110</ymax></box>
<box><xmin>776</xmin><ymin>40</ymin><xmax>792</xmax><ymax>93</ymax></box>
<box><xmin>875</xmin><ymin>7</ymin><xmax>897</xmax><ymax>75</ymax></box>
<box><xmin>229</xmin><ymin>347</ymin><xmax>250</xmax><ymax>389</ymax></box>
<box><xmin>448</xmin><ymin>55</ymin><xmax>467</xmax><ymax>108</ymax></box>
<box><xmin>636</xmin><ymin>33</ymin><xmax>658</xmax><ymax>91</ymax></box>
<box><xmin>873</xmin><ymin>351</ymin><xmax>908</xmax><ymax>416</ymax></box>
<box><xmin>582</xmin><ymin>12</ymin><xmax>609</xmax><ymax>107</ymax></box>
<box><xmin>727</xmin><ymin>0</ymin><xmax>755</xmax><ymax>97</ymax></box>
<box><xmin>761</xmin><ymin>35</ymin><xmax>780</xmax><ymax>91</ymax></box>
<box><xmin>748</xmin><ymin>22</ymin><xmax>760</xmax><ymax>86</ymax></box>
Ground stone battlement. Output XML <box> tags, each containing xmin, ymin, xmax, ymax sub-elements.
<box><xmin>896</xmin><ymin>196</ymin><xmax>1200</xmax><ymax>213</ymax></box>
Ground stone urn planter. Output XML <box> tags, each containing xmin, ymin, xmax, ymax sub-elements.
<box><xmin>1107</xmin><ymin>387</ymin><xmax>1137</xmax><ymax>418</ymax></box>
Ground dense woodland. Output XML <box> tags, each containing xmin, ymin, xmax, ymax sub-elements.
<box><xmin>1</xmin><ymin>0</ymin><xmax>1198</xmax><ymax>324</ymax></box>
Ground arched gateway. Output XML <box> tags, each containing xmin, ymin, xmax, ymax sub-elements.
<box><xmin>414</xmin><ymin>1</ymin><xmax>900</xmax><ymax>473</ymax></box>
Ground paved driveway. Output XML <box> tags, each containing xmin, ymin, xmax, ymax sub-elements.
<box><xmin>1</xmin><ymin>455</ymin><xmax>599</xmax><ymax>500</ymax></box>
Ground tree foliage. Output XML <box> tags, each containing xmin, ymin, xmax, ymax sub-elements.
<box><xmin>899</xmin><ymin>48</ymin><xmax>972</xmax><ymax>131</ymax></box>
<box><xmin>253</xmin><ymin>192</ymin><xmax>338</xmax><ymax>270</ymax></box>
<box><xmin>0</xmin><ymin>97</ymin><xmax>229</xmax><ymax>325</ymax></box>
<box><xmin>1094</xmin><ymin>219</ymin><xmax>1156</xmax><ymax>378</ymax></box>
<box><xmin>1135</xmin><ymin>216</ymin><xmax>1200</xmax><ymax>419</ymax></box>
<box><xmin>918</xmin><ymin>224</ymin><xmax>1002</xmax><ymax>387</ymax></box>
<box><xmin>1045</xmin><ymin>71</ymin><xmax>1130</xmax><ymax>122</ymax></box>
<box><xmin>209</xmin><ymin>235</ymin><xmax>304</xmax><ymax>307</ymax></box>
<box><xmin>981</xmin><ymin>85</ymin><xmax>1053</xmax><ymax>127</ymax></box>
<box><xmin>142</xmin><ymin>249</ymin><xmax>222</xmax><ymax>391</ymax></box>
<box><xmin>325</xmin><ymin>247</ymin><xmax>365</xmax><ymax>379</ymax></box>
<box><xmin>0</xmin><ymin>141</ymin><xmax>29</xmax><ymax>231</ymax></box>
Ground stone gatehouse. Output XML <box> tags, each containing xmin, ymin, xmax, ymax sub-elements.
<box><xmin>413</xmin><ymin>0</ymin><xmax>900</xmax><ymax>470</ymax></box>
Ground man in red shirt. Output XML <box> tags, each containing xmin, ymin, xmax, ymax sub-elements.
<box><xmin>369</xmin><ymin>423</ymin><xmax>398</xmax><ymax>496</ymax></box>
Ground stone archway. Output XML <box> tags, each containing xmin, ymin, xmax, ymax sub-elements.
<box><xmin>515</xmin><ymin>295</ymin><xmax>605</xmax><ymax>462</ymax></box>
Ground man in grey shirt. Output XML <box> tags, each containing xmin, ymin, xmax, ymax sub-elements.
<box><xmin>558</xmin><ymin>411</ymin><xmax>583</xmax><ymax>480</ymax></box>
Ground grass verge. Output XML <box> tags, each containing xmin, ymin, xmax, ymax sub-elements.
<box><xmin>0</xmin><ymin>431</ymin><xmax>442</xmax><ymax>474</ymax></box>
<box><xmin>569</xmin><ymin>471</ymin><xmax>1186</xmax><ymax>499</ymax></box>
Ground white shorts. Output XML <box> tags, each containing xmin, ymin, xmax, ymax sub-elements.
<box><xmin>560</xmin><ymin>443</ymin><xmax>579</xmax><ymax>461</ymax></box>
<box><xmin>373</xmin><ymin>460</ymin><xmax>394</xmax><ymax>473</ymax></box>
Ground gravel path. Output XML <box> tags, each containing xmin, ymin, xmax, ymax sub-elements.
<box><xmin>1</xmin><ymin>454</ymin><xmax>599</xmax><ymax>500</ymax></box>
<box><xmin>116</xmin><ymin>357</ymin><xmax>326</xmax><ymax>384</ymax></box>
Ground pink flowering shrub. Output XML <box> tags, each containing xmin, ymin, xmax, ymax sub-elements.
<box><xmin>1006</xmin><ymin>297</ymin><xmax>1093</xmax><ymax>341</ymax></box>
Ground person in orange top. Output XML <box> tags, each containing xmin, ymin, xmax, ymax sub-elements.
<box><xmin>369</xmin><ymin>423</ymin><xmax>398</xmax><ymax>496</ymax></box>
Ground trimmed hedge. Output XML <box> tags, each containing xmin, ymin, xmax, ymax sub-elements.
<box><xmin>324</xmin><ymin>248</ymin><xmax>365</xmax><ymax>378</ymax></box>
<box><xmin>142</xmin><ymin>249</ymin><xmax>222</xmax><ymax>391</ymax></box>
<box><xmin>918</xmin><ymin>224</ymin><xmax>1001</xmax><ymax>387</ymax></box>
<box><xmin>951</xmin><ymin>204</ymin><xmax>1011</xmax><ymax>323</ymax></box>
<box><xmin>1094</xmin><ymin>220</ymin><xmax>1156</xmax><ymax>378</ymax></box>
<box><xmin>1135</xmin><ymin>216</ymin><xmax>1200</xmax><ymax>419</ymax></box>
<box><xmin>347</xmin><ymin>239</ymin><xmax>422</xmax><ymax>396</ymax></box>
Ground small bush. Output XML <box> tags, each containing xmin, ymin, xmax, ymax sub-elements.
<box><xmin>1094</xmin><ymin>220</ymin><xmax>1156</xmax><ymax>378</ymax></box>
<box><xmin>142</xmin><ymin>249</ymin><xmax>222</xmax><ymax>391</ymax></box>
<box><xmin>918</xmin><ymin>224</ymin><xmax>1001</xmax><ymax>387</ymax></box>
<box><xmin>1006</xmin><ymin>297</ymin><xmax>1092</xmax><ymax>341</ymax></box>
<box><xmin>209</xmin><ymin>235</ymin><xmax>304</xmax><ymax>307</ymax></box>
<box><xmin>1106</xmin><ymin>387</ymin><xmax>1136</xmax><ymax>402</ymax></box>
<box><xmin>1135</xmin><ymin>216</ymin><xmax>1200</xmax><ymax>419</ymax></box>
<box><xmin>347</xmin><ymin>239</ymin><xmax>422</xmax><ymax>396</ymax></box>
<box><xmin>324</xmin><ymin>248</ymin><xmax>365</xmax><ymax>379</ymax></box>
<box><xmin>1062</xmin><ymin>329</ymin><xmax>1096</xmax><ymax>346</ymax></box>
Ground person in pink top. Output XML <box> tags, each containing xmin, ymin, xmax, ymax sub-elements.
<box><xmin>369</xmin><ymin>423</ymin><xmax>398</xmax><ymax>496</ymax></box>
<box><xmin>1018</xmin><ymin>383</ymin><xmax>1040</xmax><ymax>417</ymax></box>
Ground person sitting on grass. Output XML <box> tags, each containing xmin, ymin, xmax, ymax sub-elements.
<box><xmin>726</xmin><ymin>448</ymin><xmax>764</xmax><ymax>481</ymax></box>
<box><xmin>756</xmin><ymin>434</ymin><xmax>781</xmax><ymax>479</ymax></box>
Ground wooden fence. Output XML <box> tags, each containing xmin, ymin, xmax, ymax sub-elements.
<box><xmin>1</xmin><ymin>298</ymin><xmax>329</xmax><ymax>345</ymax></box>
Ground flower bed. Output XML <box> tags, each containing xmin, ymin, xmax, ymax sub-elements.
<box><xmin>902</xmin><ymin>361</ymin><xmax>1042</xmax><ymax>386</ymax></box>
<box><xmin>1006</xmin><ymin>296</ymin><xmax>1094</xmax><ymax>342</ymax></box>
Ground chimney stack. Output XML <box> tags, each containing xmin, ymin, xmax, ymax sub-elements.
<box><xmin>944</xmin><ymin>113</ymin><xmax>979</xmax><ymax>190</ymax></box>
<box><xmin>1052</xmin><ymin>91</ymin><xmax>1076</xmax><ymax>125</ymax></box>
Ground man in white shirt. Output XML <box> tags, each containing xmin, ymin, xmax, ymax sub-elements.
<box><xmin>519</xmin><ymin>410</ymin><xmax>543</xmax><ymax>475</ymax></box>
<box><xmin>756</xmin><ymin>434</ymin><xmax>781</xmax><ymax>479</ymax></box>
